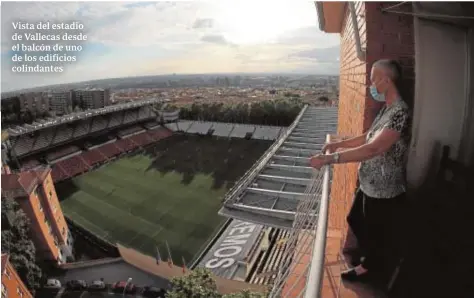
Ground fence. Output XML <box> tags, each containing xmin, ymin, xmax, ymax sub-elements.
<box><xmin>269</xmin><ymin>134</ymin><xmax>331</xmax><ymax>298</ymax></box>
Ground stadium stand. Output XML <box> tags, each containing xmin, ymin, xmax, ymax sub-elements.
<box><xmin>81</xmin><ymin>149</ymin><xmax>105</xmax><ymax>165</ymax></box>
<box><xmin>72</xmin><ymin>120</ymin><xmax>91</xmax><ymax>138</ymax></box>
<box><xmin>53</xmin><ymin>125</ymin><xmax>74</xmax><ymax>144</ymax></box>
<box><xmin>187</xmin><ymin>121</ymin><xmax>213</xmax><ymax>134</ymax></box>
<box><xmin>8</xmin><ymin>101</ymin><xmax>159</xmax><ymax>158</ymax></box>
<box><xmin>248</xmin><ymin>228</ymin><xmax>291</xmax><ymax>285</ymax></box>
<box><xmin>47</xmin><ymin>145</ymin><xmax>81</xmax><ymax>163</ymax></box>
<box><xmin>117</xmin><ymin>125</ymin><xmax>145</xmax><ymax>138</ymax></box>
<box><xmin>44</xmin><ymin>126</ymin><xmax>173</xmax><ymax>182</ymax></box>
<box><xmin>12</xmin><ymin>134</ymin><xmax>35</xmax><ymax>156</ymax></box>
<box><xmin>32</xmin><ymin>128</ymin><xmax>54</xmax><ymax>151</ymax></box>
<box><xmin>20</xmin><ymin>158</ymin><xmax>41</xmax><ymax>170</ymax></box>
<box><xmin>97</xmin><ymin>142</ymin><xmax>122</xmax><ymax>159</ymax></box>
<box><xmin>90</xmin><ymin>116</ymin><xmax>108</xmax><ymax>133</ymax></box>
<box><xmin>165</xmin><ymin>121</ymin><xmax>284</xmax><ymax>141</ymax></box>
<box><xmin>230</xmin><ymin>124</ymin><xmax>256</xmax><ymax>138</ymax></box>
<box><xmin>52</xmin><ymin>156</ymin><xmax>89</xmax><ymax>179</ymax></box>
<box><xmin>144</xmin><ymin>121</ymin><xmax>160</xmax><ymax>130</ymax></box>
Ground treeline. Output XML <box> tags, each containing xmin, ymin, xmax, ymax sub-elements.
<box><xmin>177</xmin><ymin>99</ymin><xmax>304</xmax><ymax>126</ymax></box>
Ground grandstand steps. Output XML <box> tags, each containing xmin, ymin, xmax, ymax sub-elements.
<box><xmin>248</xmin><ymin>228</ymin><xmax>291</xmax><ymax>285</ymax></box>
<box><xmin>78</xmin><ymin>155</ymin><xmax>92</xmax><ymax>169</ymax></box>
<box><xmin>95</xmin><ymin>148</ymin><xmax>109</xmax><ymax>161</ymax></box>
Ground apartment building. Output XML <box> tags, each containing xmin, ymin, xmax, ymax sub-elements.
<box><xmin>18</xmin><ymin>92</ymin><xmax>50</xmax><ymax>115</ymax></box>
<box><xmin>49</xmin><ymin>91</ymin><xmax>73</xmax><ymax>115</ymax></box>
<box><xmin>1</xmin><ymin>254</ymin><xmax>33</xmax><ymax>298</ymax></box>
<box><xmin>1</xmin><ymin>167</ymin><xmax>74</xmax><ymax>264</ymax></box>
<box><xmin>72</xmin><ymin>88</ymin><xmax>110</xmax><ymax>110</ymax></box>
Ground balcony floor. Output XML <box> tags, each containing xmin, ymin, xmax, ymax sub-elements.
<box><xmin>323</xmin><ymin>185</ymin><xmax>474</xmax><ymax>298</ymax></box>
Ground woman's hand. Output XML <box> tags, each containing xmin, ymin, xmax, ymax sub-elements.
<box><xmin>310</xmin><ymin>154</ymin><xmax>331</xmax><ymax>169</ymax></box>
<box><xmin>321</xmin><ymin>142</ymin><xmax>340</xmax><ymax>154</ymax></box>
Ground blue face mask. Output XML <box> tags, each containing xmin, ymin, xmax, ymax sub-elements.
<box><xmin>370</xmin><ymin>85</ymin><xmax>385</xmax><ymax>102</ymax></box>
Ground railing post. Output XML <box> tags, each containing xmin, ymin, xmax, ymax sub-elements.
<box><xmin>304</xmin><ymin>133</ymin><xmax>331</xmax><ymax>298</ymax></box>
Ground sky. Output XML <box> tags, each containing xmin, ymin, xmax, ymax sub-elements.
<box><xmin>1</xmin><ymin>1</ymin><xmax>340</xmax><ymax>92</ymax></box>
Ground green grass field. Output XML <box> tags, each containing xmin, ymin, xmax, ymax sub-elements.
<box><xmin>57</xmin><ymin>135</ymin><xmax>271</xmax><ymax>262</ymax></box>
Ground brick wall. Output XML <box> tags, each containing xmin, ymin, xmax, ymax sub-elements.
<box><xmin>2</xmin><ymin>260</ymin><xmax>33</xmax><ymax>298</ymax></box>
<box><xmin>329</xmin><ymin>2</ymin><xmax>367</xmax><ymax>233</ymax></box>
<box><xmin>366</xmin><ymin>2</ymin><xmax>416</xmax><ymax>110</ymax></box>
<box><xmin>330</xmin><ymin>2</ymin><xmax>415</xmax><ymax>245</ymax></box>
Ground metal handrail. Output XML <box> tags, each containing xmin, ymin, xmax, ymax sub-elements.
<box><xmin>304</xmin><ymin>133</ymin><xmax>331</xmax><ymax>298</ymax></box>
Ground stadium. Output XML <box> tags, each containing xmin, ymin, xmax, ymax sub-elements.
<box><xmin>2</xmin><ymin>98</ymin><xmax>338</xmax><ymax>291</ymax></box>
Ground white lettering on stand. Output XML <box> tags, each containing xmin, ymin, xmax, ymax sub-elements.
<box><xmin>205</xmin><ymin>221</ymin><xmax>257</xmax><ymax>269</ymax></box>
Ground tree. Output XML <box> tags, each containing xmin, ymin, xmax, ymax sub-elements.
<box><xmin>223</xmin><ymin>289</ymin><xmax>268</xmax><ymax>298</ymax></box>
<box><xmin>166</xmin><ymin>268</ymin><xmax>220</xmax><ymax>298</ymax></box>
<box><xmin>166</xmin><ymin>268</ymin><xmax>267</xmax><ymax>298</ymax></box>
<box><xmin>1</xmin><ymin>198</ymin><xmax>42</xmax><ymax>291</ymax></box>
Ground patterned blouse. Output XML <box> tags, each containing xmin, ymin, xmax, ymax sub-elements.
<box><xmin>358</xmin><ymin>99</ymin><xmax>410</xmax><ymax>199</ymax></box>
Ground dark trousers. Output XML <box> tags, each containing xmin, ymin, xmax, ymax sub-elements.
<box><xmin>347</xmin><ymin>188</ymin><xmax>407</xmax><ymax>276</ymax></box>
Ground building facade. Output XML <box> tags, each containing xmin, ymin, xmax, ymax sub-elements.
<box><xmin>1</xmin><ymin>254</ymin><xmax>33</xmax><ymax>298</ymax></box>
<box><xmin>1</xmin><ymin>168</ymin><xmax>74</xmax><ymax>264</ymax></box>
<box><xmin>49</xmin><ymin>91</ymin><xmax>73</xmax><ymax>115</ymax></box>
<box><xmin>18</xmin><ymin>92</ymin><xmax>50</xmax><ymax>115</ymax></box>
<box><xmin>72</xmin><ymin>88</ymin><xmax>110</xmax><ymax>110</ymax></box>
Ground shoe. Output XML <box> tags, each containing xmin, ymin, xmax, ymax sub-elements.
<box><xmin>341</xmin><ymin>268</ymin><xmax>371</xmax><ymax>283</ymax></box>
<box><xmin>350</xmin><ymin>256</ymin><xmax>366</xmax><ymax>267</ymax></box>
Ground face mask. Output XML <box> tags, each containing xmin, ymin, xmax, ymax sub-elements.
<box><xmin>370</xmin><ymin>85</ymin><xmax>385</xmax><ymax>102</ymax></box>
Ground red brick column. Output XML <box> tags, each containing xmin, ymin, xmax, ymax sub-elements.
<box><xmin>329</xmin><ymin>2</ymin><xmax>415</xmax><ymax>251</ymax></box>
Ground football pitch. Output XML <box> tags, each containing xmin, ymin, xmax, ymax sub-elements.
<box><xmin>57</xmin><ymin>135</ymin><xmax>271</xmax><ymax>262</ymax></box>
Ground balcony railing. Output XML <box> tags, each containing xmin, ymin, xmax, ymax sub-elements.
<box><xmin>269</xmin><ymin>134</ymin><xmax>331</xmax><ymax>298</ymax></box>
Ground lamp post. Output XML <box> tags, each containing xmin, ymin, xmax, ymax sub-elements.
<box><xmin>122</xmin><ymin>277</ymin><xmax>132</xmax><ymax>297</ymax></box>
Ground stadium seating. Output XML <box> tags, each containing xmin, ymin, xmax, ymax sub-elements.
<box><xmin>143</xmin><ymin>121</ymin><xmax>160</xmax><ymax>130</ymax></box>
<box><xmin>54</xmin><ymin>156</ymin><xmax>89</xmax><ymax>178</ymax></box>
<box><xmin>91</xmin><ymin>116</ymin><xmax>107</xmax><ymax>132</ymax></box>
<box><xmin>32</xmin><ymin>129</ymin><xmax>54</xmax><ymax>151</ymax></box>
<box><xmin>147</xmin><ymin>127</ymin><xmax>172</xmax><ymax>141</ymax></box>
<box><xmin>123</xmin><ymin>110</ymin><xmax>137</xmax><ymax>124</ymax></box>
<box><xmin>117</xmin><ymin>125</ymin><xmax>144</xmax><ymax>138</ymax></box>
<box><xmin>13</xmin><ymin>135</ymin><xmax>35</xmax><ymax>156</ymax></box>
<box><xmin>138</xmin><ymin>106</ymin><xmax>151</xmax><ymax>120</ymax></box>
<box><xmin>108</xmin><ymin>113</ymin><xmax>122</xmax><ymax>128</ymax></box>
<box><xmin>47</xmin><ymin>146</ymin><xmax>81</xmax><ymax>162</ymax></box>
<box><xmin>73</xmin><ymin>120</ymin><xmax>91</xmax><ymax>138</ymax></box>
<box><xmin>53</xmin><ymin>126</ymin><xmax>73</xmax><ymax>144</ymax></box>
<box><xmin>81</xmin><ymin>149</ymin><xmax>106</xmax><ymax>165</ymax></box>
<box><xmin>21</xmin><ymin>158</ymin><xmax>41</xmax><ymax>170</ymax></box>
<box><xmin>97</xmin><ymin>142</ymin><xmax>122</xmax><ymax>159</ymax></box>
<box><xmin>51</xmin><ymin>164</ymin><xmax>69</xmax><ymax>181</ymax></box>
<box><xmin>115</xmin><ymin>138</ymin><xmax>135</xmax><ymax>152</ymax></box>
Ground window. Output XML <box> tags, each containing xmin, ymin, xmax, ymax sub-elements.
<box><xmin>33</xmin><ymin>187</ymin><xmax>38</xmax><ymax>197</ymax></box>
<box><xmin>2</xmin><ymin>283</ymin><xmax>7</xmax><ymax>298</ymax></box>
<box><xmin>17</xmin><ymin>287</ymin><xmax>23</xmax><ymax>297</ymax></box>
<box><xmin>52</xmin><ymin>204</ymin><xmax>57</xmax><ymax>213</ymax></box>
<box><xmin>49</xmin><ymin>190</ymin><xmax>53</xmax><ymax>200</ymax></box>
<box><xmin>45</xmin><ymin>219</ymin><xmax>52</xmax><ymax>235</ymax></box>
<box><xmin>5</xmin><ymin>269</ymin><xmax>11</xmax><ymax>280</ymax></box>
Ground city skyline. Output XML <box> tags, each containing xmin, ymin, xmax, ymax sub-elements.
<box><xmin>1</xmin><ymin>1</ymin><xmax>340</xmax><ymax>92</ymax></box>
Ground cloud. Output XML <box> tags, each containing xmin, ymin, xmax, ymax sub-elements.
<box><xmin>200</xmin><ymin>34</ymin><xmax>231</xmax><ymax>45</ymax></box>
<box><xmin>1</xmin><ymin>1</ymin><xmax>341</xmax><ymax>92</ymax></box>
<box><xmin>291</xmin><ymin>45</ymin><xmax>340</xmax><ymax>63</ymax></box>
<box><xmin>192</xmin><ymin>18</ymin><xmax>214</xmax><ymax>29</ymax></box>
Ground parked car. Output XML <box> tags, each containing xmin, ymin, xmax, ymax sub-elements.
<box><xmin>88</xmin><ymin>280</ymin><xmax>106</xmax><ymax>291</ymax></box>
<box><xmin>142</xmin><ymin>286</ymin><xmax>166</xmax><ymax>298</ymax></box>
<box><xmin>112</xmin><ymin>281</ymin><xmax>137</xmax><ymax>294</ymax></box>
<box><xmin>43</xmin><ymin>279</ymin><xmax>61</xmax><ymax>289</ymax></box>
<box><xmin>66</xmin><ymin>280</ymin><xmax>87</xmax><ymax>290</ymax></box>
